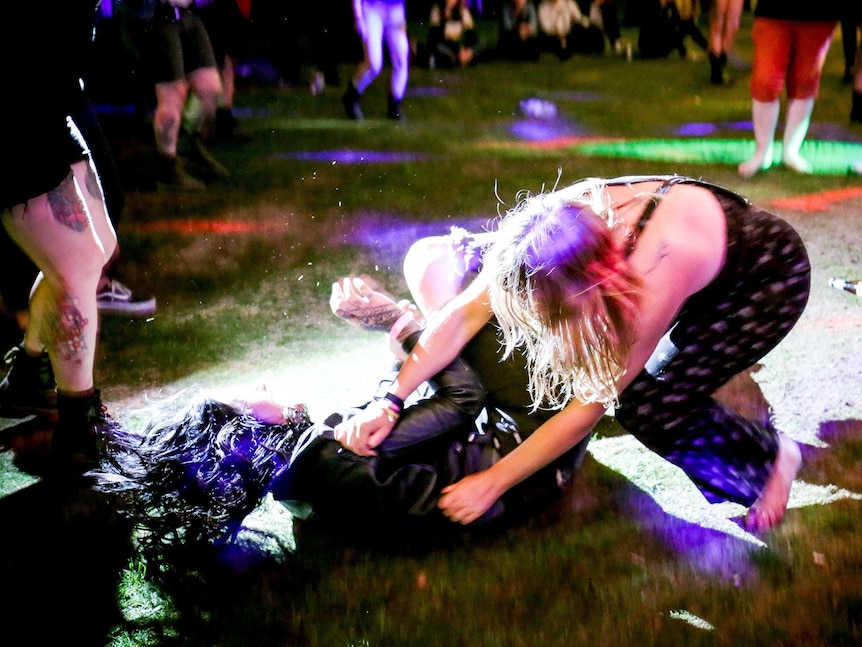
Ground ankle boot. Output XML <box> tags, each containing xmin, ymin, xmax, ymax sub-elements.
<box><xmin>851</xmin><ymin>91</ymin><xmax>862</xmax><ymax>124</ymax></box>
<box><xmin>342</xmin><ymin>81</ymin><xmax>364</xmax><ymax>120</ymax></box>
<box><xmin>185</xmin><ymin>133</ymin><xmax>230</xmax><ymax>179</ymax></box>
<box><xmin>387</xmin><ymin>94</ymin><xmax>403</xmax><ymax>120</ymax></box>
<box><xmin>709</xmin><ymin>52</ymin><xmax>724</xmax><ymax>85</ymax></box>
<box><xmin>156</xmin><ymin>154</ymin><xmax>206</xmax><ymax>191</ymax></box>
<box><xmin>49</xmin><ymin>390</ymin><xmax>116</xmax><ymax>475</ymax></box>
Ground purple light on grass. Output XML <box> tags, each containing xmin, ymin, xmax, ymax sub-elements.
<box><xmin>277</xmin><ymin>150</ymin><xmax>426</xmax><ymax>164</ymax></box>
<box><xmin>676</xmin><ymin>122</ymin><xmax>718</xmax><ymax>137</ymax></box>
<box><xmin>510</xmin><ymin>119</ymin><xmax>583</xmax><ymax>142</ymax></box>
<box><xmin>348</xmin><ymin>213</ymin><xmax>495</xmax><ymax>268</ymax></box>
<box><xmin>407</xmin><ymin>85</ymin><xmax>449</xmax><ymax>98</ymax></box>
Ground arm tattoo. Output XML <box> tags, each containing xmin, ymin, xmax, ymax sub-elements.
<box><xmin>47</xmin><ymin>172</ymin><xmax>88</xmax><ymax>232</ymax></box>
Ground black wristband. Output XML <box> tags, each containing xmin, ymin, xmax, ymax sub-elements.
<box><xmin>380</xmin><ymin>391</ymin><xmax>404</xmax><ymax>412</ymax></box>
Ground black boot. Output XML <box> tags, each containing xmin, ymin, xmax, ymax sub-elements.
<box><xmin>49</xmin><ymin>390</ymin><xmax>117</xmax><ymax>476</ymax></box>
<box><xmin>851</xmin><ymin>91</ymin><xmax>862</xmax><ymax>124</ymax></box>
<box><xmin>387</xmin><ymin>94</ymin><xmax>403</xmax><ymax>120</ymax></box>
<box><xmin>156</xmin><ymin>154</ymin><xmax>206</xmax><ymax>191</ymax></box>
<box><xmin>0</xmin><ymin>345</ymin><xmax>57</xmax><ymax>420</ymax></box>
<box><xmin>709</xmin><ymin>52</ymin><xmax>724</xmax><ymax>85</ymax></box>
<box><xmin>185</xmin><ymin>133</ymin><xmax>230</xmax><ymax>180</ymax></box>
<box><xmin>342</xmin><ymin>81</ymin><xmax>364</xmax><ymax>120</ymax></box>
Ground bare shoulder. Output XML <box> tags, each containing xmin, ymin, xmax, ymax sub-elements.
<box><xmin>633</xmin><ymin>183</ymin><xmax>726</xmax><ymax>295</ymax></box>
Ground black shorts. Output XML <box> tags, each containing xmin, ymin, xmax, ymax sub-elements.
<box><xmin>142</xmin><ymin>7</ymin><xmax>218</xmax><ymax>84</ymax></box>
<box><xmin>2</xmin><ymin>112</ymin><xmax>88</xmax><ymax>211</ymax></box>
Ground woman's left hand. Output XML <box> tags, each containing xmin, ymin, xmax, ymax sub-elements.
<box><xmin>438</xmin><ymin>471</ymin><xmax>503</xmax><ymax>525</ymax></box>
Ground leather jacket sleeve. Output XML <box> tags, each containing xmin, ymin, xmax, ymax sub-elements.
<box><xmin>269</xmin><ymin>330</ymin><xmax>488</xmax><ymax>524</ymax></box>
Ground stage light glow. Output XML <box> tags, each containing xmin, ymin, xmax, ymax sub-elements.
<box><xmin>574</xmin><ymin>138</ymin><xmax>862</xmax><ymax>174</ymax></box>
<box><xmin>484</xmin><ymin>134</ymin><xmax>862</xmax><ymax>176</ymax></box>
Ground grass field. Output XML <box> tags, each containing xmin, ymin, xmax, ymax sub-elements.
<box><xmin>1</xmin><ymin>12</ymin><xmax>861</xmax><ymax>647</ymax></box>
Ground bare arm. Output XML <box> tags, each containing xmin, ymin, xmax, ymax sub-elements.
<box><xmin>390</xmin><ymin>270</ymin><xmax>494</xmax><ymax>402</ymax></box>
<box><xmin>334</xmin><ymin>270</ymin><xmax>494</xmax><ymax>455</ymax></box>
<box><xmin>439</xmin><ymin>184</ymin><xmax>727</xmax><ymax>523</ymax></box>
<box><xmin>439</xmin><ymin>399</ymin><xmax>605</xmax><ymax>524</ymax></box>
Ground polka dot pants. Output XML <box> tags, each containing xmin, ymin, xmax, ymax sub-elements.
<box><xmin>616</xmin><ymin>197</ymin><xmax>810</xmax><ymax>506</ymax></box>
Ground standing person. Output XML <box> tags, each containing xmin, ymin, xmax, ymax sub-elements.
<box><xmin>850</xmin><ymin>12</ymin><xmax>862</xmax><ymax>126</ymax></box>
<box><xmin>707</xmin><ymin>0</ymin><xmax>743</xmax><ymax>84</ymax></box>
<box><xmin>840</xmin><ymin>4</ymin><xmax>862</xmax><ymax>84</ymax></box>
<box><xmin>334</xmin><ymin>175</ymin><xmax>810</xmax><ymax>533</ymax></box>
<box><xmin>122</xmin><ymin>0</ymin><xmax>230</xmax><ymax>190</ymax></box>
<box><xmin>848</xmin><ymin>35</ymin><xmax>862</xmax><ymax>175</ymax></box>
<box><xmin>0</xmin><ymin>88</ymin><xmax>157</xmax><ymax>334</ymax></box>
<box><xmin>196</xmin><ymin>0</ymin><xmax>253</xmax><ymax>142</ymax></box>
<box><xmin>342</xmin><ymin>0</ymin><xmax>410</xmax><ymax>120</ymax></box>
<box><xmin>0</xmin><ymin>1</ymin><xmax>120</xmax><ymax>473</ymax></box>
<box><xmin>737</xmin><ymin>0</ymin><xmax>842</xmax><ymax>177</ymax></box>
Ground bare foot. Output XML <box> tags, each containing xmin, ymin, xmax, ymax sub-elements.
<box><xmin>745</xmin><ymin>435</ymin><xmax>801</xmax><ymax>532</ymax></box>
<box><xmin>783</xmin><ymin>154</ymin><xmax>812</xmax><ymax>175</ymax></box>
<box><xmin>738</xmin><ymin>151</ymin><xmax>773</xmax><ymax>178</ymax></box>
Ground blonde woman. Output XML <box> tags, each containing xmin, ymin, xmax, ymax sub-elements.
<box><xmin>334</xmin><ymin>175</ymin><xmax>810</xmax><ymax>532</ymax></box>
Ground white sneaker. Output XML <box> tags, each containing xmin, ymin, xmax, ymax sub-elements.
<box><xmin>96</xmin><ymin>280</ymin><xmax>157</xmax><ymax>317</ymax></box>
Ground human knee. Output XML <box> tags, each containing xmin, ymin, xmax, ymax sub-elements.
<box><xmin>750</xmin><ymin>74</ymin><xmax>784</xmax><ymax>102</ymax></box>
<box><xmin>189</xmin><ymin>68</ymin><xmax>223</xmax><ymax>112</ymax></box>
<box><xmin>153</xmin><ymin>103</ymin><xmax>182</xmax><ymax>136</ymax></box>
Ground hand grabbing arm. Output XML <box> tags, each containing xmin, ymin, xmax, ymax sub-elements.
<box><xmin>439</xmin><ymin>399</ymin><xmax>605</xmax><ymax>524</ymax></box>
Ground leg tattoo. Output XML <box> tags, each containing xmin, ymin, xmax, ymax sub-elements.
<box><xmin>43</xmin><ymin>295</ymin><xmax>89</xmax><ymax>364</ymax></box>
<box><xmin>47</xmin><ymin>172</ymin><xmax>88</xmax><ymax>232</ymax></box>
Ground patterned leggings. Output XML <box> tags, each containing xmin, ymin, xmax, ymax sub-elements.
<box><xmin>616</xmin><ymin>195</ymin><xmax>810</xmax><ymax>506</ymax></box>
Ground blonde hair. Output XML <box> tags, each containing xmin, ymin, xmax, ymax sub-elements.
<box><xmin>485</xmin><ymin>178</ymin><xmax>642</xmax><ymax>409</ymax></box>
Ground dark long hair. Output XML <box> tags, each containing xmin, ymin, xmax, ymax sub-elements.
<box><xmin>94</xmin><ymin>391</ymin><xmax>312</xmax><ymax>560</ymax></box>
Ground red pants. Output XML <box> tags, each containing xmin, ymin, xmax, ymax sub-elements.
<box><xmin>749</xmin><ymin>18</ymin><xmax>837</xmax><ymax>101</ymax></box>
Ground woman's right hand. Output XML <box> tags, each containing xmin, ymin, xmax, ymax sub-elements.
<box><xmin>333</xmin><ymin>401</ymin><xmax>397</xmax><ymax>456</ymax></box>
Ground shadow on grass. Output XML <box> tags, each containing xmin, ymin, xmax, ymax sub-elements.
<box><xmin>0</xmin><ymin>478</ymin><xmax>134</xmax><ymax>646</ymax></box>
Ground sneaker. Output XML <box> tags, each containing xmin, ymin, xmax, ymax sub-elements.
<box><xmin>97</xmin><ymin>280</ymin><xmax>157</xmax><ymax>317</ymax></box>
<box><xmin>0</xmin><ymin>344</ymin><xmax>58</xmax><ymax>420</ymax></box>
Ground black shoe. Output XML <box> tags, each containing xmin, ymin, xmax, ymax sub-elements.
<box><xmin>851</xmin><ymin>91</ymin><xmax>862</xmax><ymax>124</ymax></box>
<box><xmin>186</xmin><ymin>134</ymin><xmax>231</xmax><ymax>179</ymax></box>
<box><xmin>0</xmin><ymin>345</ymin><xmax>57</xmax><ymax>420</ymax></box>
<box><xmin>156</xmin><ymin>154</ymin><xmax>206</xmax><ymax>192</ymax></box>
<box><xmin>387</xmin><ymin>94</ymin><xmax>403</xmax><ymax>120</ymax></box>
<box><xmin>709</xmin><ymin>52</ymin><xmax>724</xmax><ymax>85</ymax></box>
<box><xmin>48</xmin><ymin>390</ymin><xmax>118</xmax><ymax>476</ymax></box>
<box><xmin>212</xmin><ymin>107</ymin><xmax>253</xmax><ymax>143</ymax></box>
<box><xmin>342</xmin><ymin>82</ymin><xmax>364</xmax><ymax>120</ymax></box>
